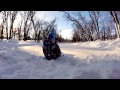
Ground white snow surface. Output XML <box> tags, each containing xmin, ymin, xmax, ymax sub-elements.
<box><xmin>0</xmin><ymin>39</ymin><xmax>120</xmax><ymax>79</ymax></box>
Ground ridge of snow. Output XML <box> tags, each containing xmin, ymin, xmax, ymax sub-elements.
<box><xmin>0</xmin><ymin>39</ymin><xmax>120</xmax><ymax>79</ymax></box>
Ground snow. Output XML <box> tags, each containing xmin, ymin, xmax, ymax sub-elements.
<box><xmin>0</xmin><ymin>39</ymin><xmax>120</xmax><ymax>79</ymax></box>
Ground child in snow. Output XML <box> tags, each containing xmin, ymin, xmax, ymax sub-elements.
<box><xmin>42</xmin><ymin>26</ymin><xmax>61</xmax><ymax>60</ymax></box>
<box><xmin>48</xmin><ymin>28</ymin><xmax>56</xmax><ymax>50</ymax></box>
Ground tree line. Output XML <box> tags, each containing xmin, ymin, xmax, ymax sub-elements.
<box><xmin>64</xmin><ymin>11</ymin><xmax>120</xmax><ymax>42</ymax></box>
<box><xmin>1</xmin><ymin>11</ymin><xmax>120</xmax><ymax>43</ymax></box>
<box><xmin>0</xmin><ymin>11</ymin><xmax>64</xmax><ymax>42</ymax></box>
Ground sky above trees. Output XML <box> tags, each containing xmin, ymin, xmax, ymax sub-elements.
<box><xmin>0</xmin><ymin>11</ymin><xmax>89</xmax><ymax>39</ymax></box>
<box><xmin>0</xmin><ymin>11</ymin><xmax>118</xmax><ymax>41</ymax></box>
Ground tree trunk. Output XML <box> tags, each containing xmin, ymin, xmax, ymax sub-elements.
<box><xmin>6</xmin><ymin>18</ymin><xmax>8</xmax><ymax>40</ymax></box>
<box><xmin>110</xmin><ymin>11</ymin><xmax>120</xmax><ymax>38</ymax></box>
<box><xmin>9</xmin><ymin>24</ymin><xmax>13</xmax><ymax>39</ymax></box>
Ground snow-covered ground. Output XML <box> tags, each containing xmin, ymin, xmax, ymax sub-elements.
<box><xmin>0</xmin><ymin>39</ymin><xmax>120</xmax><ymax>79</ymax></box>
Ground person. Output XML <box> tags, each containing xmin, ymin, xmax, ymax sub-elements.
<box><xmin>48</xmin><ymin>28</ymin><xmax>56</xmax><ymax>43</ymax></box>
<box><xmin>43</xmin><ymin>27</ymin><xmax>61</xmax><ymax>60</ymax></box>
<box><xmin>48</xmin><ymin>28</ymin><xmax>56</xmax><ymax>51</ymax></box>
<box><xmin>48</xmin><ymin>28</ymin><xmax>61</xmax><ymax>57</ymax></box>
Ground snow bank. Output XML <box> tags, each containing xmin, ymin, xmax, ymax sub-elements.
<box><xmin>0</xmin><ymin>39</ymin><xmax>120</xmax><ymax>79</ymax></box>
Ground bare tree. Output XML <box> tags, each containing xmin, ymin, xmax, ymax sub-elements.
<box><xmin>88</xmin><ymin>11</ymin><xmax>101</xmax><ymax>39</ymax></box>
<box><xmin>31</xmin><ymin>18</ymin><xmax>43</xmax><ymax>42</ymax></box>
<box><xmin>59</xmin><ymin>29</ymin><xmax>62</xmax><ymax>42</ymax></box>
<box><xmin>110</xmin><ymin>11</ymin><xmax>120</xmax><ymax>39</ymax></box>
<box><xmin>0</xmin><ymin>11</ymin><xmax>8</xmax><ymax>40</ymax></box>
<box><xmin>64</xmin><ymin>11</ymin><xmax>91</xmax><ymax>42</ymax></box>
<box><xmin>17</xmin><ymin>19</ymin><xmax>23</xmax><ymax>40</ymax></box>
<box><xmin>5</xmin><ymin>12</ymin><xmax>9</xmax><ymax>40</ymax></box>
<box><xmin>21</xmin><ymin>11</ymin><xmax>36</xmax><ymax>41</ymax></box>
<box><xmin>2</xmin><ymin>11</ymin><xmax>9</xmax><ymax>40</ymax></box>
<box><xmin>98</xmin><ymin>11</ymin><xmax>115</xmax><ymax>40</ymax></box>
<box><xmin>77</xmin><ymin>12</ymin><xmax>94</xmax><ymax>41</ymax></box>
<box><xmin>9</xmin><ymin>11</ymin><xmax>18</xmax><ymax>39</ymax></box>
<box><xmin>72</xmin><ymin>29</ymin><xmax>80</xmax><ymax>42</ymax></box>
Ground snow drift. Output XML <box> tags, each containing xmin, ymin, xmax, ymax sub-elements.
<box><xmin>0</xmin><ymin>39</ymin><xmax>120</xmax><ymax>79</ymax></box>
